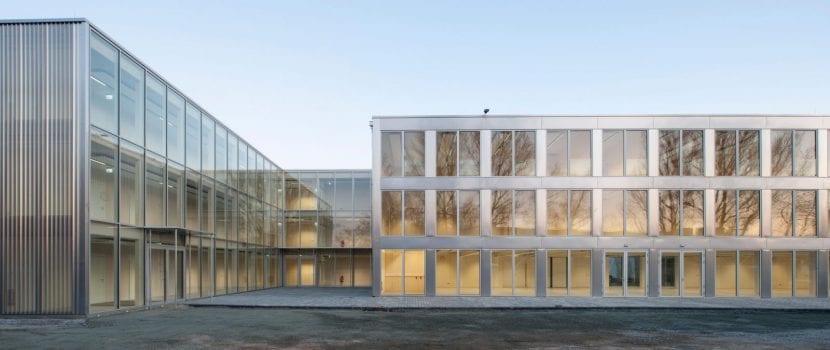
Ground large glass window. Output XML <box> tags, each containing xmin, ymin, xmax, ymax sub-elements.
<box><xmin>404</xmin><ymin>191</ymin><xmax>425</xmax><ymax>236</ymax></box>
<box><xmin>772</xmin><ymin>190</ymin><xmax>816</xmax><ymax>236</ymax></box>
<box><xmin>492</xmin><ymin>190</ymin><xmax>536</xmax><ymax>236</ymax></box>
<box><xmin>658</xmin><ymin>190</ymin><xmax>704</xmax><ymax>236</ymax></box>
<box><xmin>145</xmin><ymin>152</ymin><xmax>165</xmax><ymax>226</ymax></box>
<box><xmin>201</xmin><ymin>179</ymin><xmax>214</xmax><ymax>233</ymax></box>
<box><xmin>186</xmin><ymin>172</ymin><xmax>200</xmax><ymax>230</ymax></box>
<box><xmin>603</xmin><ymin>130</ymin><xmax>647</xmax><ymax>176</ymax></box>
<box><xmin>546</xmin><ymin>190</ymin><xmax>592</xmax><ymax>236</ymax></box>
<box><xmin>201</xmin><ymin>116</ymin><xmax>215</xmax><ymax>178</ymax></box>
<box><xmin>185</xmin><ymin>104</ymin><xmax>201</xmax><ymax>170</ymax></box>
<box><xmin>715</xmin><ymin>130</ymin><xmax>759</xmax><ymax>176</ymax></box>
<box><xmin>772</xmin><ymin>251</ymin><xmax>816</xmax><ymax>297</ymax></box>
<box><xmin>491</xmin><ymin>250</ymin><xmax>536</xmax><ymax>296</ymax></box>
<box><xmin>547</xmin><ymin>250</ymin><xmax>591</xmax><ymax>296</ymax></box>
<box><xmin>772</xmin><ymin>130</ymin><xmax>817</xmax><ymax>176</ymax></box>
<box><xmin>119</xmin><ymin>228</ymin><xmax>144</xmax><ymax>308</ymax></box>
<box><xmin>215</xmin><ymin>126</ymin><xmax>227</xmax><ymax>184</ymax></box>
<box><xmin>381</xmin><ymin>131</ymin><xmax>425</xmax><ymax>176</ymax></box>
<box><xmin>145</xmin><ymin>75</ymin><xmax>166</xmax><ymax>156</ymax></box>
<box><xmin>659</xmin><ymin>130</ymin><xmax>703</xmax><ymax>176</ymax></box>
<box><xmin>166</xmin><ymin>92</ymin><xmax>185</xmax><ymax>164</ymax></box>
<box><xmin>602</xmin><ymin>190</ymin><xmax>647</xmax><ymax>236</ymax></box>
<box><xmin>436</xmin><ymin>250</ymin><xmax>480</xmax><ymax>296</ymax></box>
<box><xmin>715</xmin><ymin>250</ymin><xmax>759</xmax><ymax>297</ymax></box>
<box><xmin>381</xmin><ymin>250</ymin><xmax>425</xmax><ymax>295</ymax></box>
<box><xmin>119</xmin><ymin>57</ymin><xmax>144</xmax><ymax>145</ymax></box>
<box><xmin>436</xmin><ymin>131</ymin><xmax>480</xmax><ymax>176</ymax></box>
<box><xmin>492</xmin><ymin>131</ymin><xmax>535</xmax><ymax>176</ymax></box>
<box><xmin>381</xmin><ymin>132</ymin><xmax>402</xmax><ymax>176</ymax></box>
<box><xmin>404</xmin><ymin>132</ymin><xmax>425</xmax><ymax>176</ymax></box>
<box><xmin>119</xmin><ymin>142</ymin><xmax>144</xmax><ymax>226</ymax></box>
<box><xmin>91</xmin><ymin>128</ymin><xmax>118</xmax><ymax>221</ymax></box>
<box><xmin>604</xmin><ymin>251</ymin><xmax>647</xmax><ymax>297</ymax></box>
<box><xmin>546</xmin><ymin>130</ymin><xmax>592</xmax><ymax>176</ymax></box>
<box><xmin>714</xmin><ymin>190</ymin><xmax>760</xmax><ymax>236</ymax></box>
<box><xmin>660</xmin><ymin>251</ymin><xmax>703</xmax><ymax>297</ymax></box>
<box><xmin>437</xmin><ymin>190</ymin><xmax>480</xmax><ymax>236</ymax></box>
<box><xmin>90</xmin><ymin>33</ymin><xmax>118</xmax><ymax>133</ymax></box>
<box><xmin>381</xmin><ymin>191</ymin><xmax>424</xmax><ymax>236</ymax></box>
<box><xmin>167</xmin><ymin>162</ymin><xmax>184</xmax><ymax>227</ymax></box>
<box><xmin>227</xmin><ymin>135</ymin><xmax>238</xmax><ymax>190</ymax></box>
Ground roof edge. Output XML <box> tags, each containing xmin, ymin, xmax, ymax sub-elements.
<box><xmin>372</xmin><ymin>114</ymin><xmax>830</xmax><ymax>119</ymax></box>
<box><xmin>0</xmin><ymin>18</ymin><xmax>88</xmax><ymax>24</ymax></box>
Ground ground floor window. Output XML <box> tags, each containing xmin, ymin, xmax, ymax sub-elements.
<box><xmin>605</xmin><ymin>251</ymin><xmax>646</xmax><ymax>296</ymax></box>
<box><xmin>381</xmin><ymin>250</ymin><xmax>425</xmax><ymax>295</ymax></box>
<box><xmin>659</xmin><ymin>251</ymin><xmax>702</xmax><ymax>297</ymax></box>
<box><xmin>547</xmin><ymin>250</ymin><xmax>591</xmax><ymax>296</ymax></box>
<box><xmin>715</xmin><ymin>250</ymin><xmax>760</xmax><ymax>297</ymax></box>
<box><xmin>90</xmin><ymin>223</ymin><xmax>117</xmax><ymax>312</ymax></box>
<box><xmin>492</xmin><ymin>250</ymin><xmax>536</xmax><ymax>296</ymax></box>
<box><xmin>772</xmin><ymin>251</ymin><xmax>816</xmax><ymax>297</ymax></box>
<box><xmin>436</xmin><ymin>250</ymin><xmax>480</xmax><ymax>296</ymax></box>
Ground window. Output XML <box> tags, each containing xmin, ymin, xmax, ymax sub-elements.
<box><xmin>404</xmin><ymin>132</ymin><xmax>425</xmax><ymax>176</ymax></box>
<box><xmin>436</xmin><ymin>131</ymin><xmax>480</xmax><ymax>176</ymax></box>
<box><xmin>492</xmin><ymin>190</ymin><xmax>536</xmax><ymax>236</ymax></box>
<box><xmin>185</xmin><ymin>104</ymin><xmax>201</xmax><ymax>170</ymax></box>
<box><xmin>380</xmin><ymin>250</ymin><xmax>425</xmax><ymax>295</ymax></box>
<box><xmin>492</xmin><ymin>131</ymin><xmax>536</xmax><ymax>176</ymax></box>
<box><xmin>91</xmin><ymin>128</ymin><xmax>118</xmax><ymax>221</ymax></box>
<box><xmin>602</xmin><ymin>190</ymin><xmax>647</xmax><ymax>236</ymax></box>
<box><xmin>215</xmin><ymin>126</ymin><xmax>227</xmax><ymax>184</ymax></box>
<box><xmin>603</xmin><ymin>130</ymin><xmax>647</xmax><ymax>176</ymax></box>
<box><xmin>772</xmin><ymin>190</ymin><xmax>817</xmax><ymax>236</ymax></box>
<box><xmin>436</xmin><ymin>250</ymin><xmax>480</xmax><ymax>296</ymax></box>
<box><xmin>659</xmin><ymin>130</ymin><xmax>703</xmax><ymax>176</ymax></box>
<box><xmin>604</xmin><ymin>251</ymin><xmax>647</xmax><ymax>297</ymax></box>
<box><xmin>546</xmin><ymin>130</ymin><xmax>591</xmax><ymax>176</ymax></box>
<box><xmin>491</xmin><ymin>250</ymin><xmax>536</xmax><ymax>296</ymax></box>
<box><xmin>715</xmin><ymin>130</ymin><xmax>759</xmax><ymax>176</ymax></box>
<box><xmin>381</xmin><ymin>131</ymin><xmax>424</xmax><ymax>176</ymax></box>
<box><xmin>714</xmin><ymin>190</ymin><xmax>760</xmax><ymax>236</ymax></box>
<box><xmin>546</xmin><ymin>190</ymin><xmax>592</xmax><ymax>236</ymax></box>
<box><xmin>119</xmin><ymin>142</ymin><xmax>144</xmax><ymax>226</ymax></box>
<box><xmin>167</xmin><ymin>162</ymin><xmax>184</xmax><ymax>227</ymax></box>
<box><xmin>660</xmin><ymin>252</ymin><xmax>703</xmax><ymax>297</ymax></box>
<box><xmin>185</xmin><ymin>171</ymin><xmax>200</xmax><ymax>230</ymax></box>
<box><xmin>658</xmin><ymin>190</ymin><xmax>704</xmax><ymax>236</ymax></box>
<box><xmin>437</xmin><ymin>191</ymin><xmax>480</xmax><ymax>236</ymax></box>
<box><xmin>772</xmin><ymin>251</ymin><xmax>816</xmax><ymax>297</ymax></box>
<box><xmin>381</xmin><ymin>191</ymin><xmax>424</xmax><ymax>236</ymax></box>
<box><xmin>715</xmin><ymin>250</ymin><xmax>759</xmax><ymax>297</ymax></box>
<box><xmin>547</xmin><ymin>250</ymin><xmax>591</xmax><ymax>296</ymax></box>
<box><xmin>166</xmin><ymin>92</ymin><xmax>185</xmax><ymax>164</ymax></box>
<box><xmin>119</xmin><ymin>228</ymin><xmax>144</xmax><ymax>308</ymax></box>
<box><xmin>145</xmin><ymin>152</ymin><xmax>165</xmax><ymax>226</ymax></box>
<box><xmin>144</xmin><ymin>75</ymin><xmax>166</xmax><ymax>156</ymax></box>
<box><xmin>119</xmin><ymin>57</ymin><xmax>144</xmax><ymax>146</ymax></box>
<box><xmin>201</xmin><ymin>116</ymin><xmax>214</xmax><ymax>178</ymax></box>
<box><xmin>90</xmin><ymin>33</ymin><xmax>118</xmax><ymax>133</ymax></box>
<box><xmin>772</xmin><ymin>130</ymin><xmax>816</xmax><ymax>176</ymax></box>
<box><xmin>381</xmin><ymin>132</ymin><xmax>402</xmax><ymax>176</ymax></box>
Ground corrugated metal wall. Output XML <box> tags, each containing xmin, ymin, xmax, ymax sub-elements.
<box><xmin>0</xmin><ymin>22</ymin><xmax>84</xmax><ymax>315</ymax></box>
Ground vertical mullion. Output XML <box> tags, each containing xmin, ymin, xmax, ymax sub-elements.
<box><xmin>679</xmin><ymin>191</ymin><xmax>684</xmax><ymax>236</ymax></box>
<box><xmin>566</xmin><ymin>191</ymin><xmax>571</xmax><ymax>236</ymax></box>
<box><xmin>622</xmin><ymin>130</ymin><xmax>628</xmax><ymax>176</ymax></box>
<box><xmin>622</xmin><ymin>191</ymin><xmax>627</xmax><ymax>236</ymax></box>
<box><xmin>679</xmin><ymin>251</ymin><xmax>684</xmax><ymax>298</ymax></box>
<box><xmin>735</xmin><ymin>130</ymin><xmax>740</xmax><ymax>176</ymax></box>
<box><xmin>511</xmin><ymin>131</ymin><xmax>516</xmax><ymax>176</ymax></box>
<box><xmin>456</xmin><ymin>250</ymin><xmax>460</xmax><ymax>295</ymax></box>
<box><xmin>455</xmin><ymin>190</ymin><xmax>460</xmax><ymax>236</ymax></box>
<box><xmin>456</xmin><ymin>131</ymin><xmax>460</xmax><ymax>176</ymax></box>
<box><xmin>622</xmin><ymin>251</ymin><xmax>628</xmax><ymax>297</ymax></box>
<box><xmin>566</xmin><ymin>131</ymin><xmax>571</xmax><ymax>176</ymax></box>
<box><xmin>566</xmin><ymin>250</ymin><xmax>572</xmax><ymax>296</ymax></box>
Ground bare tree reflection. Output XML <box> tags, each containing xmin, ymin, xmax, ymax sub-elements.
<box><xmin>491</xmin><ymin>190</ymin><xmax>512</xmax><ymax>235</ymax></box>
<box><xmin>491</xmin><ymin>132</ymin><xmax>512</xmax><ymax>176</ymax></box>
<box><xmin>436</xmin><ymin>132</ymin><xmax>457</xmax><ymax>176</ymax></box>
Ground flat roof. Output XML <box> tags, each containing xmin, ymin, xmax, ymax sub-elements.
<box><xmin>372</xmin><ymin>114</ymin><xmax>830</xmax><ymax>119</ymax></box>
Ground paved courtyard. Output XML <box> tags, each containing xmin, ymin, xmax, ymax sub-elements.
<box><xmin>186</xmin><ymin>287</ymin><xmax>830</xmax><ymax>310</ymax></box>
<box><xmin>3</xmin><ymin>306</ymin><xmax>830</xmax><ymax>349</ymax></box>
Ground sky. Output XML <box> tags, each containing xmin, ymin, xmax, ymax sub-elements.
<box><xmin>5</xmin><ymin>1</ymin><xmax>830</xmax><ymax>169</ymax></box>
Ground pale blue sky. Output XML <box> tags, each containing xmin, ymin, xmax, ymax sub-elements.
<box><xmin>6</xmin><ymin>1</ymin><xmax>830</xmax><ymax>168</ymax></box>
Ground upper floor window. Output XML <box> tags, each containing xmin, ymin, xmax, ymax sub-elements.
<box><xmin>381</xmin><ymin>131</ymin><xmax>425</xmax><ymax>176</ymax></box>
<box><xmin>90</xmin><ymin>33</ymin><xmax>118</xmax><ymax>134</ymax></box>
<box><xmin>492</xmin><ymin>131</ymin><xmax>535</xmax><ymax>176</ymax></box>
<box><xmin>546</xmin><ymin>190</ymin><xmax>592</xmax><ymax>236</ymax></box>
<box><xmin>602</xmin><ymin>190</ymin><xmax>647</xmax><ymax>236</ymax></box>
<box><xmin>436</xmin><ymin>131</ymin><xmax>480</xmax><ymax>176</ymax></box>
<box><xmin>381</xmin><ymin>191</ymin><xmax>424</xmax><ymax>236</ymax></box>
<box><xmin>715</xmin><ymin>130</ymin><xmax>760</xmax><ymax>176</ymax></box>
<box><xmin>546</xmin><ymin>130</ymin><xmax>591</xmax><ymax>176</ymax></box>
<box><xmin>491</xmin><ymin>190</ymin><xmax>536</xmax><ymax>235</ymax></box>
<box><xmin>771</xmin><ymin>130</ymin><xmax>816</xmax><ymax>176</ymax></box>
<box><xmin>436</xmin><ymin>190</ymin><xmax>481</xmax><ymax>236</ymax></box>
<box><xmin>714</xmin><ymin>190</ymin><xmax>759</xmax><ymax>236</ymax></box>
<box><xmin>658</xmin><ymin>190</ymin><xmax>704</xmax><ymax>236</ymax></box>
<box><xmin>771</xmin><ymin>190</ymin><xmax>816</xmax><ymax>237</ymax></box>
<box><xmin>659</xmin><ymin>130</ymin><xmax>703</xmax><ymax>176</ymax></box>
<box><xmin>603</xmin><ymin>130</ymin><xmax>647</xmax><ymax>176</ymax></box>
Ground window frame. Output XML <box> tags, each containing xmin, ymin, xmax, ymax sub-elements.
<box><xmin>658</xmin><ymin>189</ymin><xmax>704</xmax><ymax>236</ymax></box>
<box><xmin>546</xmin><ymin>189</ymin><xmax>593</xmax><ymax>236</ymax></box>
<box><xmin>658</xmin><ymin>250</ymin><xmax>704</xmax><ymax>297</ymax></box>
<box><xmin>546</xmin><ymin>249</ymin><xmax>592</xmax><ymax>297</ymax></box>
<box><xmin>603</xmin><ymin>250</ymin><xmax>648</xmax><ymax>297</ymax></box>
<box><xmin>492</xmin><ymin>130</ymin><xmax>536</xmax><ymax>176</ymax></box>
<box><xmin>602</xmin><ymin>129</ymin><xmax>648</xmax><ymax>176</ymax></box>
<box><xmin>435</xmin><ymin>249</ymin><xmax>481</xmax><ymax>296</ymax></box>
<box><xmin>546</xmin><ymin>130</ymin><xmax>592</xmax><ymax>177</ymax></box>
<box><xmin>602</xmin><ymin>190</ymin><xmax>649</xmax><ymax>236</ymax></box>
<box><xmin>659</xmin><ymin>129</ymin><xmax>705</xmax><ymax>176</ymax></box>
<box><xmin>436</xmin><ymin>130</ymin><xmax>480</xmax><ymax>176</ymax></box>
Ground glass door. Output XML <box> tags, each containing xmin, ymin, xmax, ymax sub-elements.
<box><xmin>149</xmin><ymin>248</ymin><xmax>165</xmax><ymax>303</ymax></box>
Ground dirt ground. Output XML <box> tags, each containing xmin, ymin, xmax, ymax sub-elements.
<box><xmin>2</xmin><ymin>307</ymin><xmax>830</xmax><ymax>349</ymax></box>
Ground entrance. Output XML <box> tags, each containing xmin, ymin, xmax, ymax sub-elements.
<box><xmin>285</xmin><ymin>255</ymin><xmax>316</xmax><ymax>287</ymax></box>
<box><xmin>148</xmin><ymin>245</ymin><xmax>185</xmax><ymax>304</ymax></box>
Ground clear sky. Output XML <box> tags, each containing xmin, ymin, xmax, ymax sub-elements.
<box><xmin>5</xmin><ymin>1</ymin><xmax>830</xmax><ymax>169</ymax></box>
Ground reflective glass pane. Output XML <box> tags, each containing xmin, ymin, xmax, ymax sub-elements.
<box><xmin>738</xmin><ymin>251</ymin><xmax>760</xmax><ymax>297</ymax></box>
<box><xmin>794</xmin><ymin>191</ymin><xmax>816</xmax><ymax>236</ymax></box>
<box><xmin>571</xmin><ymin>190</ymin><xmax>592</xmax><ymax>236</ymax></box>
<box><xmin>626</xmin><ymin>130</ymin><xmax>648</xmax><ymax>176</ymax></box>
<box><xmin>514</xmin><ymin>131</ymin><xmax>535</xmax><ymax>176</ymax></box>
<box><xmin>491</xmin><ymin>251</ymin><xmax>513</xmax><ymax>296</ymax></box>
<box><xmin>602</xmin><ymin>190</ymin><xmax>624</xmax><ymax>236</ymax></box>
<box><xmin>381</xmin><ymin>192</ymin><xmax>402</xmax><ymax>236</ymax></box>
<box><xmin>91</xmin><ymin>129</ymin><xmax>117</xmax><ymax>221</ymax></box>
<box><xmin>119</xmin><ymin>57</ymin><xmax>144</xmax><ymax>145</ymax></box>
<box><xmin>436</xmin><ymin>132</ymin><xmax>457</xmax><ymax>176</ymax></box>
<box><xmin>627</xmin><ymin>252</ymin><xmax>647</xmax><ymax>296</ymax></box>
<box><xmin>459</xmin><ymin>191</ymin><xmax>480</xmax><ymax>236</ymax></box>
<box><xmin>714</xmin><ymin>190</ymin><xmax>737</xmax><ymax>236</ymax></box>
<box><xmin>436</xmin><ymin>191</ymin><xmax>457</xmax><ymax>236</ymax></box>
<box><xmin>546</xmin><ymin>130</ymin><xmax>567</xmax><ymax>176</ymax></box>
<box><xmin>459</xmin><ymin>131</ymin><xmax>480</xmax><ymax>176</ymax></box>
<box><xmin>626</xmin><ymin>191</ymin><xmax>648</xmax><ymax>236</ymax></box>
<box><xmin>491</xmin><ymin>190</ymin><xmax>512</xmax><ymax>236</ymax></box>
<box><xmin>514</xmin><ymin>191</ymin><xmax>535</xmax><ymax>236</ymax></box>
<box><xmin>145</xmin><ymin>76</ymin><xmax>165</xmax><ymax>155</ymax></box>
<box><xmin>167</xmin><ymin>162</ymin><xmax>184</xmax><ymax>227</ymax></box>
<box><xmin>166</xmin><ymin>92</ymin><xmax>185</xmax><ymax>163</ymax></box>
<box><xmin>738</xmin><ymin>130</ymin><xmax>760</xmax><ymax>176</ymax></box>
<box><xmin>602</xmin><ymin>130</ymin><xmax>623</xmax><ymax>176</ymax></box>
<box><xmin>404</xmin><ymin>191</ymin><xmax>425</xmax><ymax>236</ymax></box>
<box><xmin>120</xmin><ymin>142</ymin><xmax>144</xmax><ymax>226</ymax></box>
<box><xmin>661</xmin><ymin>252</ymin><xmax>680</xmax><ymax>296</ymax></box>
<box><xmin>771</xmin><ymin>190</ymin><xmax>793</xmax><ymax>236</ymax></box>
<box><xmin>404</xmin><ymin>132</ymin><xmax>425</xmax><ymax>176</ymax></box>
<box><xmin>571</xmin><ymin>250</ymin><xmax>591</xmax><ymax>296</ymax></box>
<box><xmin>683</xmin><ymin>252</ymin><xmax>703</xmax><ymax>297</ymax></box>
<box><xmin>491</xmin><ymin>131</ymin><xmax>512</xmax><ymax>176</ymax></box>
<box><xmin>546</xmin><ymin>190</ymin><xmax>567</xmax><ymax>236</ymax></box>
<box><xmin>771</xmin><ymin>130</ymin><xmax>793</xmax><ymax>176</ymax></box>
<box><xmin>738</xmin><ymin>191</ymin><xmax>760</xmax><ymax>236</ymax></box>
<box><xmin>459</xmin><ymin>250</ymin><xmax>480</xmax><ymax>295</ymax></box>
<box><xmin>404</xmin><ymin>250</ymin><xmax>425</xmax><ymax>295</ymax></box>
<box><xmin>185</xmin><ymin>104</ymin><xmax>201</xmax><ymax>170</ymax></box>
<box><xmin>658</xmin><ymin>190</ymin><xmax>680</xmax><ymax>235</ymax></box>
<box><xmin>795</xmin><ymin>130</ymin><xmax>816</xmax><ymax>176</ymax></box>
<box><xmin>202</xmin><ymin>116</ymin><xmax>214</xmax><ymax>177</ymax></box>
<box><xmin>715</xmin><ymin>130</ymin><xmax>736</xmax><ymax>176</ymax></box>
<box><xmin>215</xmin><ymin>126</ymin><xmax>227</xmax><ymax>184</ymax></box>
<box><xmin>772</xmin><ymin>251</ymin><xmax>793</xmax><ymax>297</ymax></box>
<box><xmin>436</xmin><ymin>250</ymin><xmax>457</xmax><ymax>295</ymax></box>
<box><xmin>515</xmin><ymin>250</ymin><xmax>536</xmax><ymax>296</ymax></box>
<box><xmin>570</xmin><ymin>131</ymin><xmax>591</xmax><ymax>176</ymax></box>
<box><xmin>659</xmin><ymin>130</ymin><xmax>680</xmax><ymax>176</ymax></box>
<box><xmin>90</xmin><ymin>34</ymin><xmax>118</xmax><ymax>133</ymax></box>
<box><xmin>682</xmin><ymin>190</ymin><xmax>704</xmax><ymax>236</ymax></box>
<box><xmin>381</xmin><ymin>250</ymin><xmax>402</xmax><ymax>295</ymax></box>
<box><xmin>381</xmin><ymin>132</ymin><xmax>402</xmax><ymax>176</ymax></box>
<box><xmin>119</xmin><ymin>228</ymin><xmax>144</xmax><ymax>307</ymax></box>
<box><xmin>682</xmin><ymin>130</ymin><xmax>703</xmax><ymax>176</ymax></box>
<box><xmin>605</xmin><ymin>252</ymin><xmax>624</xmax><ymax>296</ymax></box>
<box><xmin>795</xmin><ymin>251</ymin><xmax>816</xmax><ymax>297</ymax></box>
<box><xmin>716</xmin><ymin>251</ymin><xmax>737</xmax><ymax>297</ymax></box>
<box><xmin>145</xmin><ymin>152</ymin><xmax>165</xmax><ymax>226</ymax></box>
<box><xmin>186</xmin><ymin>172</ymin><xmax>200</xmax><ymax>230</ymax></box>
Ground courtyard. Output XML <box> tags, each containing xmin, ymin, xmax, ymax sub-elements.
<box><xmin>2</xmin><ymin>305</ymin><xmax>830</xmax><ymax>349</ymax></box>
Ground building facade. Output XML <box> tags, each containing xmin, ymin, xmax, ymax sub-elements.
<box><xmin>372</xmin><ymin>115</ymin><xmax>830</xmax><ymax>298</ymax></box>
<box><xmin>0</xmin><ymin>19</ymin><xmax>371</xmax><ymax>317</ymax></box>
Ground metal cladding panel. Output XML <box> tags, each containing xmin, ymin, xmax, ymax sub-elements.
<box><xmin>0</xmin><ymin>22</ymin><xmax>85</xmax><ymax>315</ymax></box>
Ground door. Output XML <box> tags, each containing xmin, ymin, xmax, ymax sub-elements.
<box><xmin>148</xmin><ymin>246</ymin><xmax>185</xmax><ymax>304</ymax></box>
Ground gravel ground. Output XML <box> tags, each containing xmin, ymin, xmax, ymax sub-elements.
<box><xmin>2</xmin><ymin>307</ymin><xmax>830</xmax><ymax>349</ymax></box>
